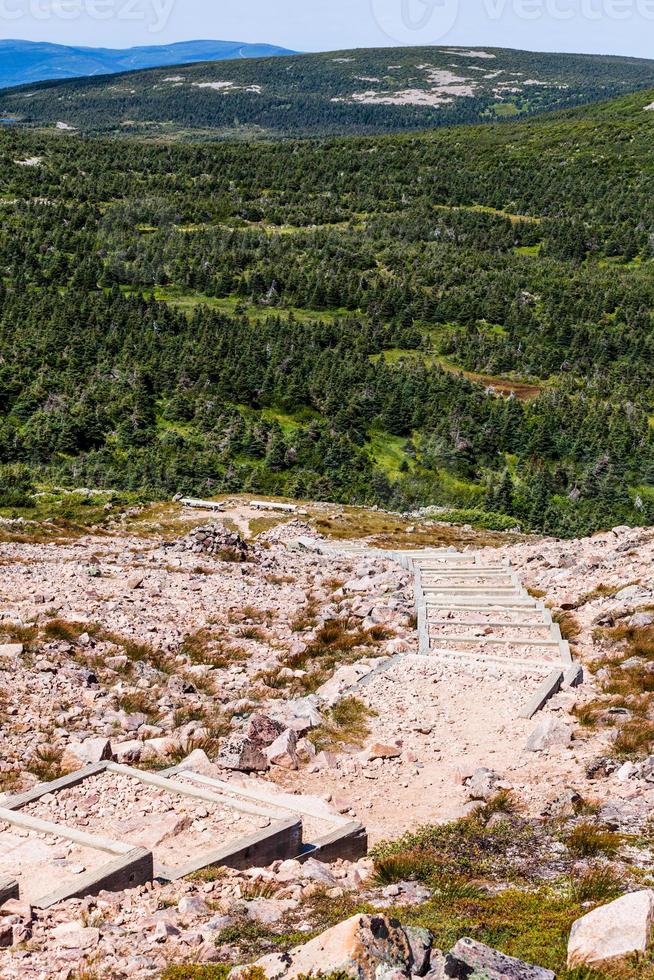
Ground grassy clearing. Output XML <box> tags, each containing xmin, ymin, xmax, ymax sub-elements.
<box><xmin>367</xmin><ymin>430</ymin><xmax>416</xmax><ymax>478</ymax></box>
<box><xmin>150</xmin><ymin>286</ymin><xmax>349</xmax><ymax>324</ymax></box>
<box><xmin>0</xmin><ymin>489</ymin><xmax>135</xmax><ymax>543</ymax></box>
<box><xmin>514</xmin><ymin>243</ymin><xmax>542</xmax><ymax>256</ymax></box>
<box><xmin>436</xmin><ymin>354</ymin><xmax>546</xmax><ymax>401</ymax></box>
<box><xmin>161</xmin><ymin>802</ymin><xmax>652</xmax><ymax>978</ymax></box>
<box><xmin>366</xmin><ymin>804</ymin><xmax>651</xmax><ymax>980</ymax></box>
<box><xmin>370</xmin><ymin>347</ymin><xmax>545</xmax><ymax>403</ymax></box>
<box><xmin>370</xmin><ymin>348</ymin><xmax>439</xmax><ymax>368</ymax></box>
<box><xmin>312</xmin><ymin>506</ymin><xmax>519</xmax><ymax>550</ymax></box>
<box><xmin>431</xmin><ymin>202</ymin><xmax>542</xmax><ymax>225</ymax></box>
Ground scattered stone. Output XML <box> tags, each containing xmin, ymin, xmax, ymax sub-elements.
<box><xmin>525</xmin><ymin>717</ymin><xmax>572</xmax><ymax>753</ymax></box>
<box><xmin>52</xmin><ymin>924</ymin><xmax>100</xmax><ymax>950</ymax></box>
<box><xmin>448</xmin><ymin>937</ymin><xmax>555</xmax><ymax>980</ymax></box>
<box><xmin>178</xmin><ymin>895</ymin><xmax>210</xmax><ymax>916</ymax></box>
<box><xmin>63</xmin><ymin>737</ymin><xmax>113</xmax><ymax>767</ymax></box>
<box><xmin>366</xmin><ymin>743</ymin><xmax>402</xmax><ymax>761</ymax></box>
<box><xmin>153</xmin><ymin>920</ymin><xmax>181</xmax><ymax>942</ymax></box>
<box><xmin>112</xmin><ymin>739</ymin><xmax>143</xmax><ymax>764</ymax></box>
<box><xmin>629</xmin><ymin>611</ymin><xmax>654</xmax><ymax>628</ymax></box>
<box><xmin>246</xmin><ymin>714</ymin><xmax>285</xmax><ymax>747</ymax></box>
<box><xmin>405</xmin><ymin>926</ymin><xmax>432</xmax><ymax>975</ymax></box>
<box><xmin>265</xmin><ymin>729</ymin><xmax>300</xmax><ymax>770</ymax></box>
<box><xmin>0</xmin><ymin>644</ymin><xmax>22</xmax><ymax>659</ymax></box>
<box><xmin>465</xmin><ymin>767</ymin><xmax>502</xmax><ymax>801</ymax></box>
<box><xmin>179</xmin><ymin>525</ymin><xmax>252</xmax><ymax>562</ymax></box>
<box><xmin>0</xmin><ymin>899</ymin><xmax>32</xmax><ymax>922</ymax></box>
<box><xmin>244</xmin><ymin>897</ymin><xmax>298</xmax><ymax>926</ymax></box>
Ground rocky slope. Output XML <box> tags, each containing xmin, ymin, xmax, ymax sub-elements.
<box><xmin>1</xmin><ymin>499</ymin><xmax>654</xmax><ymax>977</ymax></box>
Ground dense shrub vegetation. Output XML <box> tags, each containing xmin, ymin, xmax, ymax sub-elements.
<box><xmin>2</xmin><ymin>87</ymin><xmax>654</xmax><ymax>534</ymax></box>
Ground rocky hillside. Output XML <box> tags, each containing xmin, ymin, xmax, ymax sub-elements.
<box><xmin>1</xmin><ymin>496</ymin><xmax>654</xmax><ymax>978</ymax></box>
<box><xmin>2</xmin><ymin>45</ymin><xmax>654</xmax><ymax>137</ymax></box>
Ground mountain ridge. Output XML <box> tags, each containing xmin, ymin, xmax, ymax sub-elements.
<box><xmin>0</xmin><ymin>38</ymin><xmax>296</xmax><ymax>90</ymax></box>
<box><xmin>2</xmin><ymin>43</ymin><xmax>654</xmax><ymax>139</ymax></box>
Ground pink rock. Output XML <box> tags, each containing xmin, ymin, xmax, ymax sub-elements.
<box><xmin>112</xmin><ymin>739</ymin><xmax>142</xmax><ymax>763</ymax></box>
<box><xmin>366</xmin><ymin>743</ymin><xmax>402</xmax><ymax>760</ymax></box>
<box><xmin>246</xmin><ymin>714</ymin><xmax>285</xmax><ymax>747</ymax></box>
<box><xmin>265</xmin><ymin>729</ymin><xmax>300</xmax><ymax>770</ymax></box>
<box><xmin>52</xmin><ymin>925</ymin><xmax>100</xmax><ymax>950</ymax></box>
<box><xmin>0</xmin><ymin>899</ymin><xmax>32</xmax><ymax>922</ymax></box>
<box><xmin>218</xmin><ymin>734</ymin><xmax>269</xmax><ymax>772</ymax></box>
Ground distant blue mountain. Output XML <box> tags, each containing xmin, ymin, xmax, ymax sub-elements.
<box><xmin>0</xmin><ymin>39</ymin><xmax>296</xmax><ymax>90</ymax></box>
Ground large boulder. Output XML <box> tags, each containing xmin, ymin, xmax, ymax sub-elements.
<box><xmin>217</xmin><ymin>733</ymin><xmax>269</xmax><ymax>772</ymax></box>
<box><xmin>567</xmin><ymin>890</ymin><xmax>654</xmax><ymax>967</ymax></box>
<box><xmin>232</xmin><ymin>913</ymin><xmax>421</xmax><ymax>978</ymax></box>
<box><xmin>447</xmin><ymin>938</ymin><xmax>555</xmax><ymax>980</ymax></box>
<box><xmin>62</xmin><ymin>737</ymin><xmax>113</xmax><ymax>768</ymax></box>
<box><xmin>246</xmin><ymin>714</ymin><xmax>285</xmax><ymax>747</ymax></box>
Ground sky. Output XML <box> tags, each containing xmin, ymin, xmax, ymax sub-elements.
<box><xmin>0</xmin><ymin>0</ymin><xmax>653</xmax><ymax>60</ymax></box>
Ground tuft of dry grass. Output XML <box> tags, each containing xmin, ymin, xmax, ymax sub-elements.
<box><xmin>477</xmin><ymin>790</ymin><xmax>521</xmax><ymax>823</ymax></box>
<box><xmin>309</xmin><ymin>697</ymin><xmax>377</xmax><ymax>752</ymax></box>
<box><xmin>577</xmin><ymin>583</ymin><xmax>620</xmax><ymax>606</ymax></box>
<box><xmin>564</xmin><ymin>822</ymin><xmax>621</xmax><ymax>858</ymax></box>
<box><xmin>43</xmin><ymin>618</ymin><xmax>90</xmax><ymax>643</ymax></box>
<box><xmin>570</xmin><ymin>865</ymin><xmax>625</xmax><ymax>904</ymax></box>
<box><xmin>265</xmin><ymin>573</ymin><xmax>296</xmax><ymax>586</ymax></box>
<box><xmin>0</xmin><ymin>623</ymin><xmax>38</xmax><ymax>651</ymax></box>
<box><xmin>290</xmin><ymin>601</ymin><xmax>320</xmax><ymax>633</ymax></box>
<box><xmin>554</xmin><ymin>611</ymin><xmax>582</xmax><ymax>642</ymax></box>
<box><xmin>237</xmin><ymin>626</ymin><xmax>266</xmax><ymax>642</ymax></box>
<box><xmin>115</xmin><ymin>689</ymin><xmax>159</xmax><ymax>719</ymax></box>
<box><xmin>572</xmin><ymin>701</ymin><xmax>605</xmax><ymax>729</ymax></box>
<box><xmin>27</xmin><ymin>745</ymin><xmax>69</xmax><ymax>783</ymax></box>
<box><xmin>236</xmin><ymin>606</ymin><xmax>274</xmax><ymax>625</ymax></box>
<box><xmin>614</xmin><ymin>718</ymin><xmax>654</xmax><ymax>758</ymax></box>
<box><xmin>0</xmin><ymin>770</ymin><xmax>22</xmax><ymax>793</ymax></box>
<box><xmin>179</xmin><ymin>629</ymin><xmax>248</xmax><ymax>669</ymax></box>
